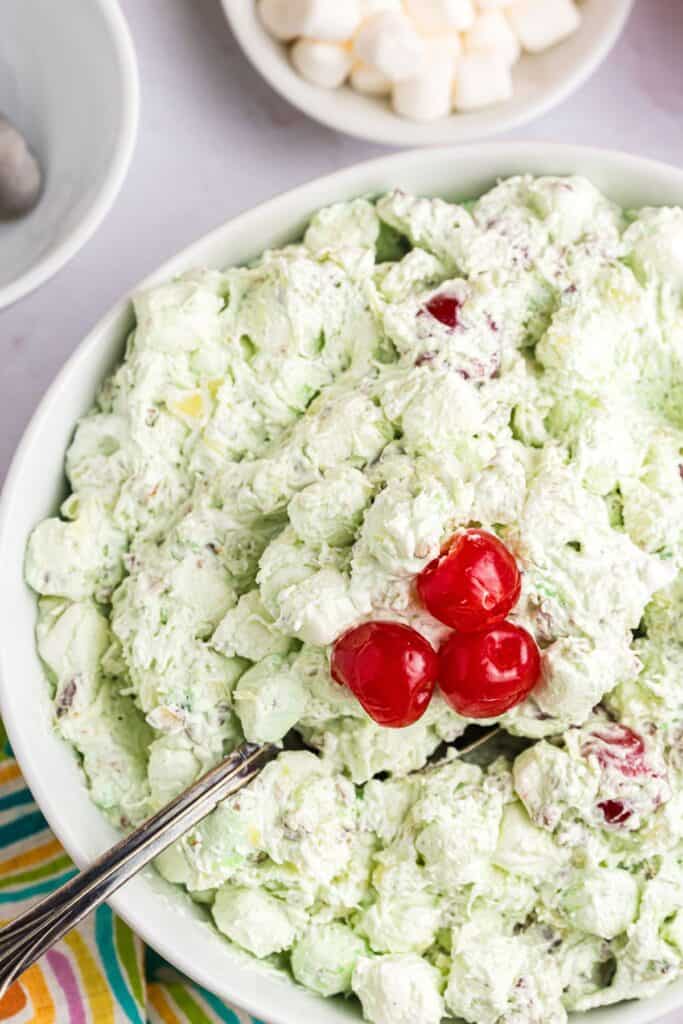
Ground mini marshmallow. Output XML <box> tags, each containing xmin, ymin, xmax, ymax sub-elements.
<box><xmin>353</xmin><ymin>11</ymin><xmax>426</xmax><ymax>81</ymax></box>
<box><xmin>404</xmin><ymin>0</ymin><xmax>476</xmax><ymax>34</ymax></box>
<box><xmin>361</xmin><ymin>0</ymin><xmax>403</xmax><ymax>13</ymax></box>
<box><xmin>392</xmin><ymin>52</ymin><xmax>454</xmax><ymax>121</ymax></box>
<box><xmin>465</xmin><ymin>10</ymin><xmax>520</xmax><ymax>65</ymax></box>
<box><xmin>424</xmin><ymin>32</ymin><xmax>463</xmax><ymax>73</ymax></box>
<box><xmin>306</xmin><ymin>0</ymin><xmax>362</xmax><ymax>41</ymax></box>
<box><xmin>475</xmin><ymin>0</ymin><xmax>512</xmax><ymax>8</ymax></box>
<box><xmin>351</xmin><ymin>61</ymin><xmax>392</xmax><ymax>95</ymax></box>
<box><xmin>259</xmin><ymin>0</ymin><xmax>301</xmax><ymax>41</ymax></box>
<box><xmin>507</xmin><ymin>0</ymin><xmax>580</xmax><ymax>53</ymax></box>
<box><xmin>291</xmin><ymin>39</ymin><xmax>353</xmax><ymax>89</ymax></box>
<box><xmin>259</xmin><ymin>0</ymin><xmax>311</xmax><ymax>40</ymax></box>
<box><xmin>259</xmin><ymin>0</ymin><xmax>362</xmax><ymax>43</ymax></box>
<box><xmin>453</xmin><ymin>52</ymin><xmax>513</xmax><ymax>110</ymax></box>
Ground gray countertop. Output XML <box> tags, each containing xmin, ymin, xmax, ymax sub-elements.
<box><xmin>2</xmin><ymin>1</ymin><xmax>683</xmax><ymax>1020</ymax></box>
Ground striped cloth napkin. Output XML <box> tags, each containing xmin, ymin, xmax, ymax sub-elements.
<box><xmin>0</xmin><ymin>722</ymin><xmax>262</xmax><ymax>1024</ymax></box>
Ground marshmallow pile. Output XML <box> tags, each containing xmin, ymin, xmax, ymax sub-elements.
<box><xmin>258</xmin><ymin>0</ymin><xmax>581</xmax><ymax>121</ymax></box>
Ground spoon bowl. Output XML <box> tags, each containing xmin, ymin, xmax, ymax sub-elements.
<box><xmin>0</xmin><ymin>0</ymin><xmax>138</xmax><ymax>308</ymax></box>
<box><xmin>0</xmin><ymin>114</ymin><xmax>42</xmax><ymax>220</ymax></box>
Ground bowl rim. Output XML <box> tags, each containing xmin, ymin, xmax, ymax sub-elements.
<box><xmin>3</xmin><ymin>142</ymin><xmax>683</xmax><ymax>1024</ymax></box>
<box><xmin>0</xmin><ymin>0</ymin><xmax>140</xmax><ymax>311</ymax></box>
<box><xmin>221</xmin><ymin>0</ymin><xmax>634</xmax><ymax>147</ymax></box>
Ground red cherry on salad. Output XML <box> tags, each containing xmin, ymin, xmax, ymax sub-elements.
<box><xmin>417</xmin><ymin>529</ymin><xmax>521</xmax><ymax>632</ymax></box>
<box><xmin>331</xmin><ymin>622</ymin><xmax>438</xmax><ymax>728</ymax></box>
<box><xmin>423</xmin><ymin>293</ymin><xmax>461</xmax><ymax>328</ymax></box>
<box><xmin>582</xmin><ymin>724</ymin><xmax>649</xmax><ymax>778</ymax></box>
<box><xmin>439</xmin><ymin>621</ymin><xmax>541</xmax><ymax>719</ymax></box>
<box><xmin>598</xmin><ymin>799</ymin><xmax>633</xmax><ymax>826</ymax></box>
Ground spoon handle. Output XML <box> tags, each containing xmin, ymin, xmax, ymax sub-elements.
<box><xmin>0</xmin><ymin>741</ymin><xmax>277</xmax><ymax>998</ymax></box>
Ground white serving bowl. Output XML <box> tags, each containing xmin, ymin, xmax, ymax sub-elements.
<box><xmin>1</xmin><ymin>143</ymin><xmax>682</xmax><ymax>1024</ymax></box>
<box><xmin>222</xmin><ymin>0</ymin><xmax>633</xmax><ymax>146</ymax></box>
<box><xmin>0</xmin><ymin>0</ymin><xmax>138</xmax><ymax>309</ymax></box>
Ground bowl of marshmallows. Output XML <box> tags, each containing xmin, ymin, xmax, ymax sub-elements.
<box><xmin>223</xmin><ymin>0</ymin><xmax>633</xmax><ymax>145</ymax></box>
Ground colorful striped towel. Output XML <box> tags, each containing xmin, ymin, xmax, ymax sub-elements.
<box><xmin>0</xmin><ymin>723</ymin><xmax>262</xmax><ymax>1024</ymax></box>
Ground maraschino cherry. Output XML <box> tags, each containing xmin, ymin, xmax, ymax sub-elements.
<box><xmin>582</xmin><ymin>724</ymin><xmax>649</xmax><ymax>778</ymax></box>
<box><xmin>417</xmin><ymin>529</ymin><xmax>521</xmax><ymax>632</ymax></box>
<box><xmin>331</xmin><ymin>621</ymin><xmax>438</xmax><ymax>728</ymax></box>
<box><xmin>598</xmin><ymin>800</ymin><xmax>632</xmax><ymax>826</ymax></box>
<box><xmin>423</xmin><ymin>293</ymin><xmax>461</xmax><ymax>329</ymax></box>
<box><xmin>583</xmin><ymin>724</ymin><xmax>659</xmax><ymax>829</ymax></box>
<box><xmin>439</xmin><ymin>621</ymin><xmax>540</xmax><ymax>719</ymax></box>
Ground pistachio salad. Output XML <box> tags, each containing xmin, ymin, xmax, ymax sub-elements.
<box><xmin>26</xmin><ymin>175</ymin><xmax>683</xmax><ymax>1024</ymax></box>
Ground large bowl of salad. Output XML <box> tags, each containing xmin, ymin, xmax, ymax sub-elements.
<box><xmin>2</xmin><ymin>143</ymin><xmax>683</xmax><ymax>1024</ymax></box>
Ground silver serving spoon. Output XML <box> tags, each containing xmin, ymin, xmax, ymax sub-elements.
<box><xmin>0</xmin><ymin>114</ymin><xmax>42</xmax><ymax>220</ymax></box>
<box><xmin>0</xmin><ymin>725</ymin><xmax>499</xmax><ymax>997</ymax></box>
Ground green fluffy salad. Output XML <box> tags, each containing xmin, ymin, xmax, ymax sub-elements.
<box><xmin>26</xmin><ymin>176</ymin><xmax>683</xmax><ymax>1024</ymax></box>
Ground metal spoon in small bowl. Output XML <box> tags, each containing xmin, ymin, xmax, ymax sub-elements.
<box><xmin>0</xmin><ymin>725</ymin><xmax>500</xmax><ymax>997</ymax></box>
<box><xmin>0</xmin><ymin>114</ymin><xmax>42</xmax><ymax>220</ymax></box>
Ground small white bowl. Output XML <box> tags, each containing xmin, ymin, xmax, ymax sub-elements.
<box><xmin>0</xmin><ymin>0</ymin><xmax>138</xmax><ymax>310</ymax></box>
<box><xmin>2</xmin><ymin>144</ymin><xmax>683</xmax><ymax>1024</ymax></box>
<box><xmin>222</xmin><ymin>0</ymin><xmax>633</xmax><ymax>146</ymax></box>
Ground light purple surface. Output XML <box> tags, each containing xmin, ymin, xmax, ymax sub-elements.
<box><xmin>1</xmin><ymin>1</ymin><xmax>682</xmax><ymax>1020</ymax></box>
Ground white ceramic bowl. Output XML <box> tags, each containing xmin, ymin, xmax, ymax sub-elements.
<box><xmin>0</xmin><ymin>0</ymin><xmax>138</xmax><ymax>309</ymax></box>
<box><xmin>1</xmin><ymin>143</ymin><xmax>682</xmax><ymax>1024</ymax></box>
<box><xmin>222</xmin><ymin>0</ymin><xmax>633</xmax><ymax>146</ymax></box>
